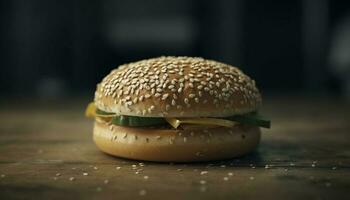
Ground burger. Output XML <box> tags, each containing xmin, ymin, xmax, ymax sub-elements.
<box><xmin>86</xmin><ymin>56</ymin><xmax>270</xmax><ymax>162</ymax></box>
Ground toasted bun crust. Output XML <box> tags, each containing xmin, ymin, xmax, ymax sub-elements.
<box><xmin>93</xmin><ymin>120</ymin><xmax>261</xmax><ymax>162</ymax></box>
<box><xmin>94</xmin><ymin>56</ymin><xmax>261</xmax><ymax>117</ymax></box>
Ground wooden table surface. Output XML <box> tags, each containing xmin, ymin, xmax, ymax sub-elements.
<box><xmin>0</xmin><ymin>97</ymin><xmax>349</xmax><ymax>200</ymax></box>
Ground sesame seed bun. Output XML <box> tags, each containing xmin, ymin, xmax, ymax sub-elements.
<box><xmin>94</xmin><ymin>56</ymin><xmax>261</xmax><ymax>117</ymax></box>
<box><xmin>93</xmin><ymin>120</ymin><xmax>261</xmax><ymax>162</ymax></box>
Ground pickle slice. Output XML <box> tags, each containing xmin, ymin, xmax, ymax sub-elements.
<box><xmin>96</xmin><ymin>109</ymin><xmax>116</xmax><ymax>116</ymax></box>
<box><xmin>228</xmin><ymin>113</ymin><xmax>271</xmax><ymax>128</ymax></box>
<box><xmin>85</xmin><ymin>103</ymin><xmax>116</xmax><ymax>118</ymax></box>
<box><xmin>111</xmin><ymin>115</ymin><xmax>167</xmax><ymax>127</ymax></box>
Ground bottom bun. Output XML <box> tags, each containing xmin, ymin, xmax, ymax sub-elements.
<box><xmin>93</xmin><ymin>120</ymin><xmax>261</xmax><ymax>162</ymax></box>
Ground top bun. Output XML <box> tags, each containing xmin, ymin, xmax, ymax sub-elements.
<box><xmin>94</xmin><ymin>56</ymin><xmax>261</xmax><ymax>117</ymax></box>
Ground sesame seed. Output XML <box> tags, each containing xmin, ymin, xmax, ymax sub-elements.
<box><xmin>165</xmin><ymin>104</ymin><xmax>170</xmax><ymax>111</ymax></box>
<box><xmin>162</xmin><ymin>93</ymin><xmax>169</xmax><ymax>100</ymax></box>
<box><xmin>56</xmin><ymin>173</ymin><xmax>61</xmax><ymax>176</ymax></box>
<box><xmin>184</xmin><ymin>98</ymin><xmax>189</xmax><ymax>104</ymax></box>
<box><xmin>69</xmin><ymin>177</ymin><xmax>75</xmax><ymax>181</ymax></box>
<box><xmin>189</xmin><ymin>94</ymin><xmax>195</xmax><ymax>98</ymax></box>
<box><xmin>223</xmin><ymin>177</ymin><xmax>229</xmax><ymax>181</ymax></box>
<box><xmin>200</xmin><ymin>171</ymin><xmax>208</xmax><ymax>175</ymax></box>
<box><xmin>199</xmin><ymin>180</ymin><xmax>206</xmax><ymax>184</ymax></box>
<box><xmin>83</xmin><ymin>172</ymin><xmax>88</xmax><ymax>176</ymax></box>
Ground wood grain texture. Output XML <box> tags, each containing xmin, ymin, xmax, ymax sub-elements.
<box><xmin>0</xmin><ymin>97</ymin><xmax>349</xmax><ymax>200</ymax></box>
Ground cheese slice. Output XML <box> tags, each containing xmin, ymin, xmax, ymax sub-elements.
<box><xmin>85</xmin><ymin>102</ymin><xmax>96</xmax><ymax>118</ymax></box>
<box><xmin>85</xmin><ymin>102</ymin><xmax>116</xmax><ymax>118</ymax></box>
<box><xmin>165</xmin><ymin>117</ymin><xmax>237</xmax><ymax>129</ymax></box>
<box><xmin>86</xmin><ymin>102</ymin><xmax>238</xmax><ymax>128</ymax></box>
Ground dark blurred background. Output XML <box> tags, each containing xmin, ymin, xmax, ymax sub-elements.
<box><xmin>1</xmin><ymin>0</ymin><xmax>350</xmax><ymax>100</ymax></box>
